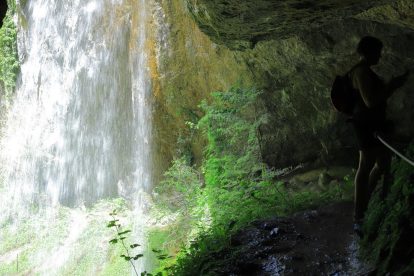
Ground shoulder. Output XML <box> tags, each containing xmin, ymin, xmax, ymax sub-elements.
<box><xmin>354</xmin><ymin>64</ymin><xmax>373</xmax><ymax>80</ymax></box>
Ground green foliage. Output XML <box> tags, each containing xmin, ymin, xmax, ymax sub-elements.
<box><xmin>148</xmin><ymin>80</ymin><xmax>354</xmax><ymax>275</ymax></box>
<box><xmin>149</xmin><ymin>158</ymin><xmax>206</xmax><ymax>274</ymax></box>
<box><xmin>108</xmin><ymin>210</ymin><xmax>165</xmax><ymax>276</ymax></box>
<box><xmin>156</xmin><ymin>158</ymin><xmax>203</xmax><ymax>213</ymax></box>
<box><xmin>196</xmin><ymin>80</ymin><xmax>273</xmax><ymax>222</ymax></box>
<box><xmin>161</xmin><ymin>53</ymin><xmax>168</xmax><ymax>67</ymax></box>
<box><xmin>361</xmin><ymin>141</ymin><xmax>414</xmax><ymax>275</ymax></box>
<box><xmin>0</xmin><ymin>1</ymin><xmax>19</xmax><ymax>94</ymax></box>
<box><xmin>0</xmin><ymin>205</ymin><xmax>73</xmax><ymax>274</ymax></box>
<box><xmin>0</xmin><ymin>198</ymin><xmax>133</xmax><ymax>275</ymax></box>
<box><xmin>164</xmin><ymin>86</ymin><xmax>198</xmax><ymax>121</ymax></box>
<box><xmin>198</xmin><ymin>79</ymin><xmax>263</xmax><ymax>159</ymax></box>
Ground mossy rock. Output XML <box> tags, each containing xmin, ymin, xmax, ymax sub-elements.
<box><xmin>360</xmin><ymin>141</ymin><xmax>414</xmax><ymax>275</ymax></box>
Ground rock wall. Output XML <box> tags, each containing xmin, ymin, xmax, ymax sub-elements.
<box><xmin>149</xmin><ymin>0</ymin><xmax>414</xmax><ymax>181</ymax></box>
<box><xmin>185</xmin><ymin>0</ymin><xmax>400</xmax><ymax>50</ymax></box>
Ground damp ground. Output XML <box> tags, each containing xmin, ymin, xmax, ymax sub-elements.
<box><xmin>212</xmin><ymin>201</ymin><xmax>375</xmax><ymax>276</ymax></box>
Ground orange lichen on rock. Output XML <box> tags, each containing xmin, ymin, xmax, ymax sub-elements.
<box><xmin>147</xmin><ymin>29</ymin><xmax>162</xmax><ymax>103</ymax></box>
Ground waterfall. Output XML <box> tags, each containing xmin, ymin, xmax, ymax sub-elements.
<box><xmin>0</xmin><ymin>0</ymin><xmax>153</xmax><ymax>274</ymax></box>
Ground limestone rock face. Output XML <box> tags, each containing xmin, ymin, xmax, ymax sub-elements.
<box><xmin>150</xmin><ymin>0</ymin><xmax>414</xmax><ymax>177</ymax></box>
<box><xmin>185</xmin><ymin>0</ymin><xmax>400</xmax><ymax>50</ymax></box>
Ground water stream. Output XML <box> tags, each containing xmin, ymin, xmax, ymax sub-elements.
<box><xmin>0</xmin><ymin>0</ymin><xmax>153</xmax><ymax>274</ymax></box>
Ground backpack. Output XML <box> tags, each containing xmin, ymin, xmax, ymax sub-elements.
<box><xmin>330</xmin><ymin>66</ymin><xmax>358</xmax><ymax>116</ymax></box>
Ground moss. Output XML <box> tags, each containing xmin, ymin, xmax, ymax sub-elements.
<box><xmin>185</xmin><ymin>0</ymin><xmax>396</xmax><ymax>50</ymax></box>
<box><xmin>100</xmin><ymin>245</ymin><xmax>132</xmax><ymax>276</ymax></box>
<box><xmin>145</xmin><ymin>226</ymin><xmax>175</xmax><ymax>273</ymax></box>
<box><xmin>149</xmin><ymin>0</ymin><xmax>256</xmax><ymax>179</ymax></box>
<box><xmin>360</xmin><ymin>141</ymin><xmax>414</xmax><ymax>275</ymax></box>
<box><xmin>0</xmin><ymin>198</ymin><xmax>140</xmax><ymax>275</ymax></box>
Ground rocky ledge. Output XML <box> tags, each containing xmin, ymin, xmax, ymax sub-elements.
<box><xmin>209</xmin><ymin>201</ymin><xmax>374</xmax><ymax>275</ymax></box>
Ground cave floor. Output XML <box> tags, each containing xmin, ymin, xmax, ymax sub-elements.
<box><xmin>212</xmin><ymin>201</ymin><xmax>376</xmax><ymax>276</ymax></box>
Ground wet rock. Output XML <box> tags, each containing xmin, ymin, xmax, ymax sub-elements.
<box><xmin>252</xmin><ymin>217</ymin><xmax>289</xmax><ymax>230</ymax></box>
<box><xmin>269</xmin><ymin>227</ymin><xmax>280</xmax><ymax>236</ymax></box>
<box><xmin>284</xmin><ymin>252</ymin><xmax>304</xmax><ymax>261</ymax></box>
<box><xmin>238</xmin><ymin>262</ymin><xmax>260</xmax><ymax>273</ymax></box>
<box><xmin>262</xmin><ymin>260</ymin><xmax>286</xmax><ymax>274</ymax></box>
<box><xmin>303</xmin><ymin>182</ymin><xmax>323</xmax><ymax>193</ymax></box>
<box><xmin>299</xmin><ymin>210</ymin><xmax>319</xmax><ymax>221</ymax></box>
<box><xmin>231</xmin><ymin>227</ymin><xmax>269</xmax><ymax>246</ymax></box>
<box><xmin>212</xmin><ymin>202</ymin><xmax>377</xmax><ymax>275</ymax></box>
<box><xmin>289</xmin><ymin>177</ymin><xmax>306</xmax><ymax>191</ymax></box>
<box><xmin>117</xmin><ymin>179</ymin><xmax>136</xmax><ymax>202</ymax></box>
<box><xmin>329</xmin><ymin>179</ymin><xmax>340</xmax><ymax>190</ymax></box>
<box><xmin>318</xmin><ymin>172</ymin><xmax>334</xmax><ymax>189</ymax></box>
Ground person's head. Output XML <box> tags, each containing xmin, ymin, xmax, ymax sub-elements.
<box><xmin>357</xmin><ymin>36</ymin><xmax>383</xmax><ymax>65</ymax></box>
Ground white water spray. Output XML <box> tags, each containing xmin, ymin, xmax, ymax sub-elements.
<box><xmin>0</xmin><ymin>0</ymin><xmax>153</xmax><ymax>274</ymax></box>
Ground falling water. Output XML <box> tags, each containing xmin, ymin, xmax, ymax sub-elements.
<box><xmin>0</xmin><ymin>0</ymin><xmax>153</xmax><ymax>274</ymax></box>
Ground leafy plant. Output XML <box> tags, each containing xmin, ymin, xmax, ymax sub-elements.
<box><xmin>149</xmin><ymin>80</ymin><xmax>355</xmax><ymax>275</ymax></box>
<box><xmin>196</xmin><ymin>79</ymin><xmax>292</xmax><ymax>224</ymax></box>
<box><xmin>108</xmin><ymin>210</ymin><xmax>166</xmax><ymax>276</ymax></box>
<box><xmin>0</xmin><ymin>0</ymin><xmax>19</xmax><ymax>94</ymax></box>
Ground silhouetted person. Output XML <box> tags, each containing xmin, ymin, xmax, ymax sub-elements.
<box><xmin>0</xmin><ymin>1</ymin><xmax>7</xmax><ymax>28</ymax></box>
<box><xmin>349</xmin><ymin>36</ymin><xmax>409</xmax><ymax>235</ymax></box>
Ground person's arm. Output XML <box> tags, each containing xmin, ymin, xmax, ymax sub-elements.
<box><xmin>355</xmin><ymin>67</ymin><xmax>409</xmax><ymax>108</ymax></box>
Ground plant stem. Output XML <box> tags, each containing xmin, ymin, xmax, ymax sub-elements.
<box><xmin>111</xmin><ymin>215</ymin><xmax>139</xmax><ymax>276</ymax></box>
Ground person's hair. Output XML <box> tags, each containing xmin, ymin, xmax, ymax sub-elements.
<box><xmin>357</xmin><ymin>36</ymin><xmax>383</xmax><ymax>58</ymax></box>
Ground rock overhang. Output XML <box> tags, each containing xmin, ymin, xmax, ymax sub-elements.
<box><xmin>185</xmin><ymin>0</ymin><xmax>402</xmax><ymax>50</ymax></box>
